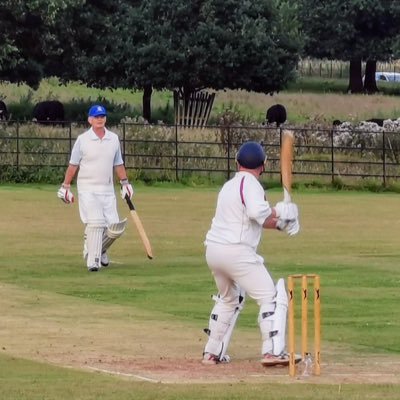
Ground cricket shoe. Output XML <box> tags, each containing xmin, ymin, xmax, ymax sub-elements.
<box><xmin>202</xmin><ymin>353</ymin><xmax>219</xmax><ymax>365</ymax></box>
<box><xmin>88</xmin><ymin>263</ymin><xmax>99</xmax><ymax>272</ymax></box>
<box><xmin>201</xmin><ymin>353</ymin><xmax>231</xmax><ymax>365</ymax></box>
<box><xmin>220</xmin><ymin>354</ymin><xmax>231</xmax><ymax>363</ymax></box>
<box><xmin>100</xmin><ymin>251</ymin><xmax>109</xmax><ymax>267</ymax></box>
<box><xmin>261</xmin><ymin>352</ymin><xmax>292</xmax><ymax>367</ymax></box>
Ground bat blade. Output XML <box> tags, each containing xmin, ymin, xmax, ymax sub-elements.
<box><xmin>281</xmin><ymin>129</ymin><xmax>295</xmax><ymax>203</ymax></box>
<box><xmin>125</xmin><ymin>195</ymin><xmax>153</xmax><ymax>259</ymax></box>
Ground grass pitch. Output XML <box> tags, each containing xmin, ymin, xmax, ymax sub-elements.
<box><xmin>0</xmin><ymin>184</ymin><xmax>400</xmax><ymax>399</ymax></box>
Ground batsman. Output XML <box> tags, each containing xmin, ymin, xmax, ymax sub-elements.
<box><xmin>202</xmin><ymin>140</ymin><xmax>300</xmax><ymax>366</ymax></box>
<box><xmin>57</xmin><ymin>105</ymin><xmax>134</xmax><ymax>272</ymax></box>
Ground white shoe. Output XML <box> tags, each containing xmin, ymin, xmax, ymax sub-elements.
<box><xmin>202</xmin><ymin>352</ymin><xmax>219</xmax><ymax>365</ymax></box>
<box><xmin>260</xmin><ymin>352</ymin><xmax>290</xmax><ymax>366</ymax></box>
<box><xmin>88</xmin><ymin>264</ymin><xmax>99</xmax><ymax>272</ymax></box>
<box><xmin>101</xmin><ymin>252</ymin><xmax>109</xmax><ymax>267</ymax></box>
<box><xmin>219</xmin><ymin>354</ymin><xmax>231</xmax><ymax>363</ymax></box>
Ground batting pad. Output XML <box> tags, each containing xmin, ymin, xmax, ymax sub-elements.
<box><xmin>102</xmin><ymin>218</ymin><xmax>127</xmax><ymax>252</ymax></box>
<box><xmin>217</xmin><ymin>291</ymin><xmax>245</xmax><ymax>361</ymax></box>
<box><xmin>203</xmin><ymin>290</ymin><xmax>246</xmax><ymax>358</ymax></box>
<box><xmin>204</xmin><ymin>305</ymin><xmax>236</xmax><ymax>356</ymax></box>
<box><xmin>259</xmin><ymin>278</ymin><xmax>288</xmax><ymax>355</ymax></box>
<box><xmin>86</xmin><ymin>225</ymin><xmax>103</xmax><ymax>267</ymax></box>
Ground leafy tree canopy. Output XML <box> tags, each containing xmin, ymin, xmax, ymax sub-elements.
<box><xmin>65</xmin><ymin>0</ymin><xmax>302</xmax><ymax>95</ymax></box>
<box><xmin>0</xmin><ymin>0</ymin><xmax>83</xmax><ymax>88</ymax></box>
<box><xmin>299</xmin><ymin>0</ymin><xmax>400</xmax><ymax>62</ymax></box>
<box><xmin>1</xmin><ymin>0</ymin><xmax>302</xmax><ymax>121</ymax></box>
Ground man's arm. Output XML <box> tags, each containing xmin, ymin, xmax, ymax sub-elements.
<box><xmin>62</xmin><ymin>164</ymin><xmax>79</xmax><ymax>185</ymax></box>
<box><xmin>115</xmin><ymin>164</ymin><xmax>134</xmax><ymax>199</ymax></box>
<box><xmin>263</xmin><ymin>209</ymin><xmax>280</xmax><ymax>229</ymax></box>
<box><xmin>264</xmin><ymin>202</ymin><xmax>300</xmax><ymax>235</ymax></box>
<box><xmin>114</xmin><ymin>164</ymin><xmax>128</xmax><ymax>181</ymax></box>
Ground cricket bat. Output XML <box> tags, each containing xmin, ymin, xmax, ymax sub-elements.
<box><xmin>281</xmin><ymin>129</ymin><xmax>295</xmax><ymax>203</ymax></box>
<box><xmin>125</xmin><ymin>195</ymin><xmax>153</xmax><ymax>259</ymax></box>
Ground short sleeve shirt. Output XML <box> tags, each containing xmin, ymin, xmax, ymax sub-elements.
<box><xmin>205</xmin><ymin>171</ymin><xmax>272</xmax><ymax>249</ymax></box>
<box><xmin>70</xmin><ymin>127</ymin><xmax>124</xmax><ymax>193</ymax></box>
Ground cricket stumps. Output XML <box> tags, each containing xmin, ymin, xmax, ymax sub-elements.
<box><xmin>287</xmin><ymin>274</ymin><xmax>321</xmax><ymax>377</ymax></box>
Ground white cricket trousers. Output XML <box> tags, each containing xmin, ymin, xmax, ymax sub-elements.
<box><xmin>78</xmin><ymin>192</ymin><xmax>120</xmax><ymax>225</ymax></box>
<box><xmin>205</xmin><ymin>243</ymin><xmax>276</xmax><ymax>307</ymax></box>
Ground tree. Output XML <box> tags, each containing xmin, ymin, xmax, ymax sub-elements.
<box><xmin>0</xmin><ymin>0</ymin><xmax>83</xmax><ymax>89</ymax></box>
<box><xmin>298</xmin><ymin>0</ymin><xmax>400</xmax><ymax>93</ymax></box>
<box><xmin>63</xmin><ymin>0</ymin><xmax>302</xmax><ymax>121</ymax></box>
<box><xmin>1</xmin><ymin>0</ymin><xmax>302</xmax><ymax>122</ymax></box>
<box><xmin>126</xmin><ymin>0</ymin><xmax>302</xmax><ymax>120</ymax></box>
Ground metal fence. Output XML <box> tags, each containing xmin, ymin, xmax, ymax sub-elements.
<box><xmin>0</xmin><ymin>121</ymin><xmax>399</xmax><ymax>186</ymax></box>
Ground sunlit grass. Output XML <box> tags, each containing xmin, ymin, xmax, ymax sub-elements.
<box><xmin>0</xmin><ymin>185</ymin><xmax>400</xmax><ymax>398</ymax></box>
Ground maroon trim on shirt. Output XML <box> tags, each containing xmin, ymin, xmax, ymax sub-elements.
<box><xmin>240</xmin><ymin>176</ymin><xmax>246</xmax><ymax>206</ymax></box>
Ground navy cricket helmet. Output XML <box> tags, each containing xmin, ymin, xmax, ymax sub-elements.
<box><xmin>236</xmin><ymin>141</ymin><xmax>267</xmax><ymax>169</ymax></box>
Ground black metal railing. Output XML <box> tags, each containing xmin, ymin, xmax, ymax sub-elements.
<box><xmin>1</xmin><ymin>121</ymin><xmax>399</xmax><ymax>185</ymax></box>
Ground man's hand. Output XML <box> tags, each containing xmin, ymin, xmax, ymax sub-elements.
<box><xmin>57</xmin><ymin>184</ymin><xmax>74</xmax><ymax>204</ymax></box>
<box><xmin>120</xmin><ymin>179</ymin><xmax>134</xmax><ymax>200</ymax></box>
<box><xmin>274</xmin><ymin>201</ymin><xmax>298</xmax><ymax>220</ymax></box>
<box><xmin>285</xmin><ymin>218</ymin><xmax>300</xmax><ymax>236</ymax></box>
<box><xmin>275</xmin><ymin>201</ymin><xmax>300</xmax><ymax>236</ymax></box>
<box><xmin>276</xmin><ymin>217</ymin><xmax>300</xmax><ymax>236</ymax></box>
<box><xmin>276</xmin><ymin>218</ymin><xmax>288</xmax><ymax>231</ymax></box>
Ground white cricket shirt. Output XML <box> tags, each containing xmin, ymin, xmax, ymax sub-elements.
<box><xmin>70</xmin><ymin>127</ymin><xmax>124</xmax><ymax>193</ymax></box>
<box><xmin>205</xmin><ymin>171</ymin><xmax>272</xmax><ymax>249</ymax></box>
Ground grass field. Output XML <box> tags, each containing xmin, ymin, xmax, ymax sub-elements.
<box><xmin>1</xmin><ymin>184</ymin><xmax>400</xmax><ymax>399</ymax></box>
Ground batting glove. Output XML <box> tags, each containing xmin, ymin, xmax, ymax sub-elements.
<box><xmin>276</xmin><ymin>218</ymin><xmax>288</xmax><ymax>231</ymax></box>
<box><xmin>120</xmin><ymin>179</ymin><xmax>134</xmax><ymax>200</ymax></box>
<box><xmin>57</xmin><ymin>184</ymin><xmax>74</xmax><ymax>204</ymax></box>
<box><xmin>285</xmin><ymin>218</ymin><xmax>300</xmax><ymax>236</ymax></box>
<box><xmin>274</xmin><ymin>201</ymin><xmax>298</xmax><ymax>221</ymax></box>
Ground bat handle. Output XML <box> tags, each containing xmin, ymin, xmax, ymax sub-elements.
<box><xmin>283</xmin><ymin>187</ymin><xmax>292</xmax><ymax>203</ymax></box>
<box><xmin>125</xmin><ymin>194</ymin><xmax>135</xmax><ymax>210</ymax></box>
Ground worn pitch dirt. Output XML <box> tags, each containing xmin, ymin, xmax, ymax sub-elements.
<box><xmin>2</xmin><ymin>283</ymin><xmax>400</xmax><ymax>385</ymax></box>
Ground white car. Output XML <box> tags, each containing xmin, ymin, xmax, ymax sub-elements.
<box><xmin>374</xmin><ymin>71</ymin><xmax>400</xmax><ymax>82</ymax></box>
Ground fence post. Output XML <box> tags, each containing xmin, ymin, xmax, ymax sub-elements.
<box><xmin>279</xmin><ymin>127</ymin><xmax>283</xmax><ymax>185</ymax></box>
<box><xmin>175</xmin><ymin>123</ymin><xmax>179</xmax><ymax>181</ymax></box>
<box><xmin>382</xmin><ymin>130</ymin><xmax>386</xmax><ymax>187</ymax></box>
<box><xmin>68</xmin><ymin>122</ymin><xmax>72</xmax><ymax>154</ymax></box>
<box><xmin>122</xmin><ymin>123</ymin><xmax>126</xmax><ymax>161</ymax></box>
<box><xmin>227</xmin><ymin>127</ymin><xmax>231</xmax><ymax>180</ymax></box>
<box><xmin>16</xmin><ymin>122</ymin><xmax>20</xmax><ymax>170</ymax></box>
<box><xmin>330</xmin><ymin>128</ymin><xmax>334</xmax><ymax>184</ymax></box>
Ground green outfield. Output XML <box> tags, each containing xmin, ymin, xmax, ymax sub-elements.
<box><xmin>0</xmin><ymin>184</ymin><xmax>399</xmax><ymax>399</ymax></box>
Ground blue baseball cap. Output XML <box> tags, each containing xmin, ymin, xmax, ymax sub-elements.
<box><xmin>88</xmin><ymin>105</ymin><xmax>107</xmax><ymax>117</ymax></box>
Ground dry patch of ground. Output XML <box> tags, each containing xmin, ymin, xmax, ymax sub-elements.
<box><xmin>2</xmin><ymin>283</ymin><xmax>400</xmax><ymax>385</ymax></box>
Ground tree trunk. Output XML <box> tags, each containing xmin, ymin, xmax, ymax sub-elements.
<box><xmin>142</xmin><ymin>84</ymin><xmax>152</xmax><ymax>122</ymax></box>
<box><xmin>347</xmin><ymin>58</ymin><xmax>364</xmax><ymax>93</ymax></box>
<box><xmin>363</xmin><ymin>60</ymin><xmax>379</xmax><ymax>94</ymax></box>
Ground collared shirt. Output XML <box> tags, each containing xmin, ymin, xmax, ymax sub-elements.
<box><xmin>70</xmin><ymin>127</ymin><xmax>124</xmax><ymax>193</ymax></box>
<box><xmin>205</xmin><ymin>171</ymin><xmax>272</xmax><ymax>249</ymax></box>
